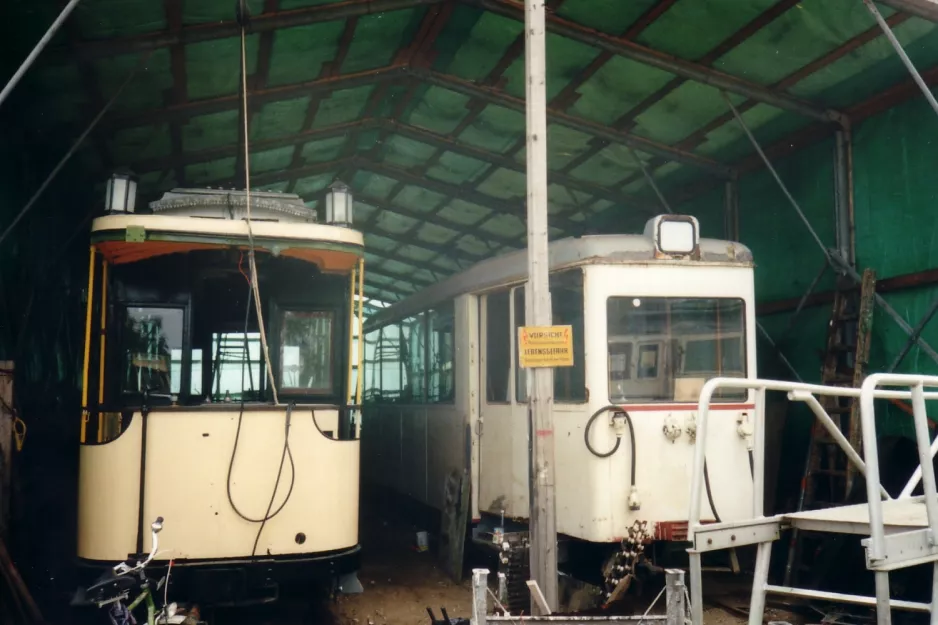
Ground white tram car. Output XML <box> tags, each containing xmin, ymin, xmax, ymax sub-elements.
<box><xmin>361</xmin><ymin>214</ymin><xmax>757</xmax><ymax>595</ymax></box>
<box><xmin>75</xmin><ymin>187</ymin><xmax>365</xmax><ymax>604</ymax></box>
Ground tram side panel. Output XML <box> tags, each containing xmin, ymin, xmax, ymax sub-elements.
<box><xmin>78</xmin><ymin>408</ymin><xmax>359</xmax><ymax>562</ymax></box>
<box><xmin>571</xmin><ymin>263</ymin><xmax>757</xmax><ymax>543</ymax></box>
<box><xmin>361</xmin><ymin>295</ymin><xmax>476</xmax><ymax>513</ymax></box>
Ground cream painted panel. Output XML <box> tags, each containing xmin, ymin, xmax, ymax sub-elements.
<box><xmin>138</xmin><ymin>409</ymin><xmax>358</xmax><ymax>560</ymax></box>
<box><xmin>77</xmin><ymin>415</ymin><xmax>143</xmax><ymax>561</ymax></box>
<box><xmin>548</xmin><ymin>263</ymin><xmax>758</xmax><ymax>542</ymax></box>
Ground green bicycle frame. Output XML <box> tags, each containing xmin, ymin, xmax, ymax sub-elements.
<box><xmin>127</xmin><ymin>585</ymin><xmax>157</xmax><ymax>625</ymax></box>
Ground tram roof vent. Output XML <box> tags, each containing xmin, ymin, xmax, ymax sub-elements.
<box><xmin>643</xmin><ymin>214</ymin><xmax>701</xmax><ymax>260</ymax></box>
<box><xmin>149</xmin><ymin>187</ymin><xmax>318</xmax><ymax>223</ymax></box>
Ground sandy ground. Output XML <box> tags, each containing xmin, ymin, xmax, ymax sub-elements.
<box><xmin>326</xmin><ymin>505</ymin><xmax>794</xmax><ymax>625</ymax></box>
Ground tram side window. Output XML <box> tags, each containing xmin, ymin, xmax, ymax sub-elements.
<box><xmin>515</xmin><ymin>270</ymin><xmax>587</xmax><ymax>404</ymax></box>
<box><xmin>606</xmin><ymin>297</ymin><xmax>746</xmax><ymax>403</ymax></box>
<box><xmin>363</xmin><ymin>329</ymin><xmax>379</xmax><ymax>401</ymax></box>
<box><xmin>122</xmin><ymin>306</ymin><xmax>185</xmax><ymax>396</ymax></box>
<box><xmin>427</xmin><ymin>305</ymin><xmax>455</xmax><ymax>403</ymax></box>
<box><xmin>209</xmin><ymin>332</ymin><xmax>263</xmax><ymax>401</ymax></box>
<box><xmin>280</xmin><ymin>311</ymin><xmax>334</xmax><ymax>394</ymax></box>
<box><xmin>378</xmin><ymin>324</ymin><xmax>404</xmax><ymax>401</ymax></box>
<box><xmin>486</xmin><ymin>291</ymin><xmax>511</xmax><ymax>403</ymax></box>
<box><xmin>401</xmin><ymin>314</ymin><xmax>426</xmax><ymax>403</ymax></box>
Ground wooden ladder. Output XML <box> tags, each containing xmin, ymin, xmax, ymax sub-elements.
<box><xmin>784</xmin><ymin>268</ymin><xmax>876</xmax><ymax>587</ymax></box>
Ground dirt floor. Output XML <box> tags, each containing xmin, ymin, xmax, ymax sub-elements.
<box><xmin>326</xmin><ymin>504</ymin><xmax>799</xmax><ymax>625</ymax></box>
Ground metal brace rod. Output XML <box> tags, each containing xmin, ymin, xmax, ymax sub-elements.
<box><xmin>778</xmin><ymin>262</ymin><xmax>830</xmax><ymax>345</ymax></box>
<box><xmin>723</xmin><ymin>90</ymin><xmax>938</xmax><ymax>368</ymax></box>
<box><xmin>0</xmin><ymin>0</ymin><xmax>83</xmax><ymax>110</ymax></box>
<box><xmin>862</xmin><ymin>0</ymin><xmax>938</xmax><ymax>118</ymax></box>
<box><xmin>722</xmin><ymin>92</ymin><xmax>832</xmax><ymax>261</ymax></box>
<box><xmin>758</xmin><ymin>309</ymin><xmax>804</xmax><ymax>383</ymax></box>
<box><xmin>625</xmin><ymin>133</ymin><xmax>802</xmax><ymax>382</ymax></box>
<box><xmin>887</xmin><ymin>295</ymin><xmax>938</xmax><ymax>373</ymax></box>
<box><xmin>627</xmin><ymin>146</ymin><xmax>672</xmax><ymax>214</ymax></box>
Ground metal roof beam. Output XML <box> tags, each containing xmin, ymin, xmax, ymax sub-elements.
<box><xmin>880</xmin><ymin>0</ymin><xmax>938</xmax><ymax>21</ymax></box>
<box><xmin>382</xmin><ymin>120</ymin><xmax>659</xmax><ymax>215</ymax></box>
<box><xmin>355</xmin><ymin>190</ymin><xmax>521</xmax><ymax>249</ymax></box>
<box><xmin>133</xmin><ymin>120</ymin><xmax>374</xmax><ymax>173</ymax></box>
<box><xmin>466</xmin><ymin>0</ymin><xmax>845</xmax><ymax>125</ymax></box>
<box><xmin>414</xmin><ymin>68</ymin><xmax>736</xmax><ymax>178</ymax></box>
<box><xmin>59</xmin><ymin>0</ymin><xmax>446</xmax><ymax>62</ymax></box>
<box><xmin>355</xmin><ymin>157</ymin><xmax>588</xmax><ymax>233</ymax></box>
<box><xmin>105</xmin><ymin>66</ymin><xmax>407</xmax><ymax>131</ymax></box>
<box><xmin>130</xmin><ymin>117</ymin><xmax>649</xmax><ymax>217</ymax></box>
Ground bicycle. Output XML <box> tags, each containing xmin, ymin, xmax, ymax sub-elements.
<box><xmin>74</xmin><ymin>517</ymin><xmax>206</xmax><ymax>625</ymax></box>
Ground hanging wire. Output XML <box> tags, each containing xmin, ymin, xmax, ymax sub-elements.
<box><xmin>238</xmin><ymin>9</ymin><xmax>279</xmax><ymax>405</ymax></box>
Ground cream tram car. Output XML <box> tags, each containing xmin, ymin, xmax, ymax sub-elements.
<box><xmin>361</xmin><ymin>214</ymin><xmax>756</xmax><ymax>596</ymax></box>
<box><xmin>76</xmin><ymin>187</ymin><xmax>365</xmax><ymax>604</ymax></box>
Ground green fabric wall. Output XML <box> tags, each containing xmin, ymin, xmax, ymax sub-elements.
<box><xmin>670</xmin><ymin>101</ymin><xmax>938</xmax><ymax>500</ymax></box>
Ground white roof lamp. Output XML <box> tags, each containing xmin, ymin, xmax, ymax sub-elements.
<box><xmin>105</xmin><ymin>171</ymin><xmax>138</xmax><ymax>214</ymax></box>
<box><xmin>643</xmin><ymin>214</ymin><xmax>700</xmax><ymax>259</ymax></box>
<box><xmin>325</xmin><ymin>179</ymin><xmax>354</xmax><ymax>227</ymax></box>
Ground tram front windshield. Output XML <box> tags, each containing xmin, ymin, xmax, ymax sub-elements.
<box><xmin>607</xmin><ymin>297</ymin><xmax>746</xmax><ymax>403</ymax></box>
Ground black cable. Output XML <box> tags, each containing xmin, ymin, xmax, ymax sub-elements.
<box><xmin>252</xmin><ymin>403</ymin><xmax>293</xmax><ymax>556</ymax></box>
<box><xmin>702</xmin><ymin>459</ymin><xmax>722</xmax><ymax>524</ymax></box>
<box><xmin>748</xmin><ymin>449</ymin><xmax>755</xmax><ymax>478</ymax></box>
<box><xmin>584</xmin><ymin>405</ymin><xmax>636</xmax><ymax>487</ymax></box>
<box><xmin>224</xmin><ymin>272</ymin><xmax>295</xmax><ymax>551</ymax></box>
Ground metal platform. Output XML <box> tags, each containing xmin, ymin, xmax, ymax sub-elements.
<box><xmin>685</xmin><ymin>374</ymin><xmax>938</xmax><ymax>625</ymax></box>
<box><xmin>783</xmin><ymin>498</ymin><xmax>929</xmax><ymax>536</ymax></box>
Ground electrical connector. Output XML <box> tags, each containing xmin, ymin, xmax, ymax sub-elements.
<box><xmin>628</xmin><ymin>485</ymin><xmax>641</xmax><ymax>511</ymax></box>
<box><xmin>612</xmin><ymin>411</ymin><xmax>627</xmax><ymax>438</ymax></box>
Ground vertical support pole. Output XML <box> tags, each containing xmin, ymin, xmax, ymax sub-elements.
<box><xmin>749</xmin><ymin>542</ymin><xmax>773</xmax><ymax>625</ymax></box>
<box><xmin>524</xmin><ymin>0</ymin><xmax>558</xmax><ymax>613</ymax></box>
<box><xmin>753</xmin><ymin>387</ymin><xmax>766</xmax><ymax>518</ymax></box>
<box><xmin>930</xmin><ymin>560</ymin><xmax>938</xmax><ymax>625</ymax></box>
<box><xmin>355</xmin><ymin>258</ymin><xmax>366</xmax><ymax>438</ymax></box>
<box><xmin>833</xmin><ymin>128</ymin><xmax>855</xmax><ymax>268</ymax></box>
<box><xmin>911</xmin><ymin>383</ymin><xmax>938</xmax><ymax>537</ymax></box>
<box><xmin>874</xmin><ymin>571</ymin><xmax>892</xmax><ymax>625</ymax></box>
<box><xmin>724</xmin><ymin>179</ymin><xmax>739</xmax><ymax>242</ymax></box>
<box><xmin>80</xmin><ymin>246</ymin><xmax>97</xmax><ymax>444</ymax></box>
<box><xmin>347</xmin><ymin>263</ymin><xmax>357</xmax><ymax>406</ymax></box>
<box><xmin>97</xmin><ymin>260</ymin><xmax>109</xmax><ymax>443</ymax></box>
<box><xmin>0</xmin><ymin>363</ymin><xmax>13</xmax><ymax>540</ymax></box>
<box><xmin>471</xmin><ymin>568</ymin><xmax>489</xmax><ymax>625</ymax></box>
<box><xmin>689</xmin><ymin>551</ymin><xmax>704</xmax><ymax>625</ymax></box>
<box><xmin>665</xmin><ymin>569</ymin><xmax>686</xmax><ymax>625</ymax></box>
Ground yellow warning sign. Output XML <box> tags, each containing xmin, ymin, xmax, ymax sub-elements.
<box><xmin>518</xmin><ymin>325</ymin><xmax>574</xmax><ymax>369</ymax></box>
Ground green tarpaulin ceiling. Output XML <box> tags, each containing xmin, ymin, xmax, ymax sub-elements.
<box><xmin>6</xmin><ymin>0</ymin><xmax>938</xmax><ymax>305</ymax></box>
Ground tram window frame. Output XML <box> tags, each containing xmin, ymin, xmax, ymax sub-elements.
<box><xmin>274</xmin><ymin>306</ymin><xmax>341</xmax><ymax>398</ymax></box>
<box><xmin>514</xmin><ymin>269</ymin><xmax>588</xmax><ymax>405</ymax></box>
<box><xmin>427</xmin><ymin>303</ymin><xmax>456</xmax><ymax>404</ymax></box>
<box><xmin>484</xmin><ymin>290</ymin><xmax>511</xmax><ymax>404</ymax></box>
<box><xmin>605</xmin><ymin>296</ymin><xmax>747</xmax><ymax>404</ymax></box>
<box><xmin>117</xmin><ymin>303</ymin><xmax>191</xmax><ymax>404</ymax></box>
<box><xmin>204</xmin><ymin>329</ymin><xmax>266</xmax><ymax>403</ymax></box>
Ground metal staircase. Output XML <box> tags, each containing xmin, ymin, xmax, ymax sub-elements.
<box><xmin>687</xmin><ymin>374</ymin><xmax>938</xmax><ymax>625</ymax></box>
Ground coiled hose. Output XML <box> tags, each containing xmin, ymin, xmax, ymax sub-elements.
<box><xmin>584</xmin><ymin>405</ymin><xmax>636</xmax><ymax>488</ymax></box>
<box><xmin>584</xmin><ymin>405</ymin><xmax>750</xmax><ymax>523</ymax></box>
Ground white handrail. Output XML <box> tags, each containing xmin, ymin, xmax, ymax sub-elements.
<box><xmin>686</xmin><ymin>376</ymin><xmax>938</xmax><ymax>625</ymax></box>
